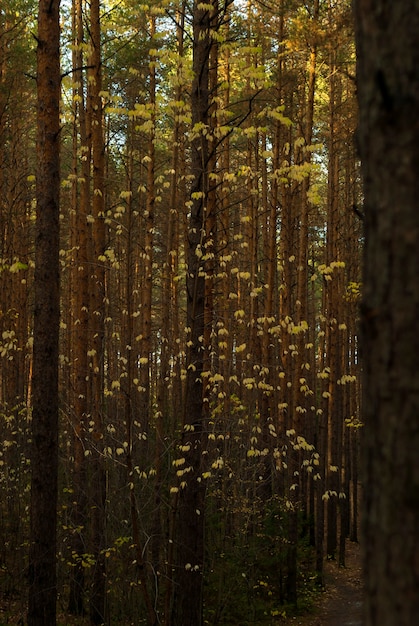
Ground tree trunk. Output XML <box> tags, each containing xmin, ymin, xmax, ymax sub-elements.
<box><xmin>171</xmin><ymin>2</ymin><xmax>214</xmax><ymax>624</ymax></box>
<box><xmin>355</xmin><ymin>3</ymin><xmax>419</xmax><ymax>625</ymax></box>
<box><xmin>138</xmin><ymin>15</ymin><xmax>156</xmax><ymax>450</ymax></box>
<box><xmin>68</xmin><ymin>0</ymin><xmax>89</xmax><ymax>613</ymax></box>
<box><xmin>28</xmin><ymin>1</ymin><xmax>60</xmax><ymax>623</ymax></box>
<box><xmin>88</xmin><ymin>1</ymin><xmax>107</xmax><ymax>621</ymax></box>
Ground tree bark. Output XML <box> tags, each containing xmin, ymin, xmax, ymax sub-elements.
<box><xmin>28</xmin><ymin>1</ymin><xmax>60</xmax><ymax>623</ymax></box>
<box><xmin>171</xmin><ymin>2</ymin><xmax>214</xmax><ymax>624</ymax></box>
<box><xmin>68</xmin><ymin>0</ymin><xmax>89</xmax><ymax>613</ymax></box>
<box><xmin>355</xmin><ymin>3</ymin><xmax>419</xmax><ymax>625</ymax></box>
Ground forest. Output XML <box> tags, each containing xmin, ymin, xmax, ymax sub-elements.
<box><xmin>1</xmin><ymin>0</ymin><xmax>364</xmax><ymax>624</ymax></box>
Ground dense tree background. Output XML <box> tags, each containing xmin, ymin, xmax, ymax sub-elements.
<box><xmin>0</xmin><ymin>0</ymin><xmax>362</xmax><ymax>624</ymax></box>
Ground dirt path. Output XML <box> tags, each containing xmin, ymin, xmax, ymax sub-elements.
<box><xmin>318</xmin><ymin>541</ymin><xmax>363</xmax><ymax>626</ymax></box>
<box><xmin>288</xmin><ymin>541</ymin><xmax>364</xmax><ymax>626</ymax></box>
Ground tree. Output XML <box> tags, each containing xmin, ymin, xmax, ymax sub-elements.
<box><xmin>354</xmin><ymin>2</ymin><xmax>419</xmax><ymax>625</ymax></box>
<box><xmin>171</xmin><ymin>2</ymin><xmax>214</xmax><ymax>623</ymax></box>
<box><xmin>28</xmin><ymin>0</ymin><xmax>61</xmax><ymax>624</ymax></box>
<box><xmin>86</xmin><ymin>1</ymin><xmax>108</xmax><ymax>622</ymax></box>
<box><xmin>67</xmin><ymin>0</ymin><xmax>90</xmax><ymax>614</ymax></box>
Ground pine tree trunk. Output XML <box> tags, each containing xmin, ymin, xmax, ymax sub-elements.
<box><xmin>28</xmin><ymin>1</ymin><xmax>60</xmax><ymax>623</ymax></box>
<box><xmin>355</xmin><ymin>3</ymin><xmax>419</xmax><ymax>625</ymax></box>
<box><xmin>171</xmin><ymin>3</ymin><xmax>214</xmax><ymax>624</ymax></box>
<box><xmin>68</xmin><ymin>0</ymin><xmax>89</xmax><ymax>612</ymax></box>
<box><xmin>88</xmin><ymin>1</ymin><xmax>107</xmax><ymax>621</ymax></box>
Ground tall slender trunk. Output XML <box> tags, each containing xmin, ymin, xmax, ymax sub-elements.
<box><xmin>28</xmin><ymin>1</ymin><xmax>60</xmax><ymax>623</ymax></box>
<box><xmin>325</xmin><ymin>40</ymin><xmax>343</xmax><ymax>562</ymax></box>
<box><xmin>88</xmin><ymin>1</ymin><xmax>107</xmax><ymax>621</ymax></box>
<box><xmin>158</xmin><ymin>6</ymin><xmax>186</xmax><ymax>617</ymax></box>
<box><xmin>138</xmin><ymin>16</ymin><xmax>156</xmax><ymax>446</ymax></box>
<box><xmin>68</xmin><ymin>0</ymin><xmax>90</xmax><ymax>613</ymax></box>
<box><xmin>172</xmin><ymin>2</ymin><xmax>214</xmax><ymax>624</ymax></box>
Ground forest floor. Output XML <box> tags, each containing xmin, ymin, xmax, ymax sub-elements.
<box><xmin>285</xmin><ymin>539</ymin><xmax>364</xmax><ymax>626</ymax></box>
<box><xmin>0</xmin><ymin>540</ymin><xmax>364</xmax><ymax>625</ymax></box>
